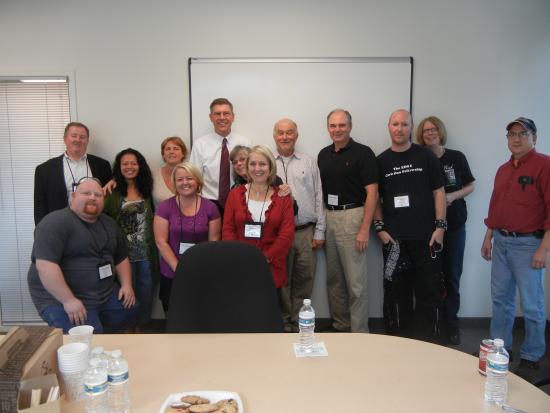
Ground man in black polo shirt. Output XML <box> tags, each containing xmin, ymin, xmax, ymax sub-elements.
<box><xmin>374</xmin><ymin>109</ymin><xmax>447</xmax><ymax>343</ymax></box>
<box><xmin>317</xmin><ymin>109</ymin><xmax>378</xmax><ymax>333</ymax></box>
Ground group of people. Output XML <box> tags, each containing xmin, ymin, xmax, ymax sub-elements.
<box><xmin>28</xmin><ymin>97</ymin><xmax>549</xmax><ymax>380</ymax></box>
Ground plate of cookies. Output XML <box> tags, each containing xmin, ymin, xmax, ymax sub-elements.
<box><xmin>160</xmin><ymin>391</ymin><xmax>243</xmax><ymax>413</ymax></box>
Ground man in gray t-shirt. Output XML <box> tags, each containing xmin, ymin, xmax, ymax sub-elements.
<box><xmin>28</xmin><ymin>178</ymin><xmax>137</xmax><ymax>333</ymax></box>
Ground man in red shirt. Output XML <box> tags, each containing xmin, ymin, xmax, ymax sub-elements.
<box><xmin>482</xmin><ymin>117</ymin><xmax>550</xmax><ymax>380</ymax></box>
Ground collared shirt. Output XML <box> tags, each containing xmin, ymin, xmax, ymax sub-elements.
<box><xmin>63</xmin><ymin>152</ymin><xmax>90</xmax><ymax>202</ymax></box>
<box><xmin>485</xmin><ymin>149</ymin><xmax>550</xmax><ymax>232</ymax></box>
<box><xmin>317</xmin><ymin>138</ymin><xmax>378</xmax><ymax>206</ymax></box>
<box><xmin>189</xmin><ymin>132</ymin><xmax>251</xmax><ymax>201</ymax></box>
<box><xmin>275</xmin><ymin>151</ymin><xmax>326</xmax><ymax>240</ymax></box>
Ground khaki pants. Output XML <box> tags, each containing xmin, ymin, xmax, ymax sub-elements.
<box><xmin>325</xmin><ymin>207</ymin><xmax>369</xmax><ymax>332</ymax></box>
<box><xmin>280</xmin><ymin>225</ymin><xmax>317</xmax><ymax>327</ymax></box>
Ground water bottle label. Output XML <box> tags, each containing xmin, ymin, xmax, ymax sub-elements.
<box><xmin>487</xmin><ymin>358</ymin><xmax>508</xmax><ymax>373</ymax></box>
<box><xmin>108</xmin><ymin>371</ymin><xmax>129</xmax><ymax>384</ymax></box>
<box><xmin>84</xmin><ymin>381</ymin><xmax>108</xmax><ymax>395</ymax></box>
<box><xmin>299</xmin><ymin>317</ymin><xmax>314</xmax><ymax>327</ymax></box>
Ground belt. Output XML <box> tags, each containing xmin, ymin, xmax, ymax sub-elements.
<box><xmin>498</xmin><ymin>229</ymin><xmax>544</xmax><ymax>239</ymax></box>
<box><xmin>326</xmin><ymin>202</ymin><xmax>364</xmax><ymax>211</ymax></box>
<box><xmin>295</xmin><ymin>222</ymin><xmax>315</xmax><ymax>231</ymax></box>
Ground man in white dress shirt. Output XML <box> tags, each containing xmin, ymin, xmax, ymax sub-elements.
<box><xmin>273</xmin><ymin>118</ymin><xmax>326</xmax><ymax>332</ymax></box>
<box><xmin>189</xmin><ymin>98</ymin><xmax>251</xmax><ymax>214</ymax></box>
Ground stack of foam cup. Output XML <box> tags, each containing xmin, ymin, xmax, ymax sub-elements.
<box><xmin>57</xmin><ymin>342</ymin><xmax>90</xmax><ymax>401</ymax></box>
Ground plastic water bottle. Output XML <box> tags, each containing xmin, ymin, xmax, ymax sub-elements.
<box><xmin>298</xmin><ymin>299</ymin><xmax>315</xmax><ymax>352</ymax></box>
<box><xmin>484</xmin><ymin>338</ymin><xmax>509</xmax><ymax>405</ymax></box>
<box><xmin>91</xmin><ymin>346</ymin><xmax>109</xmax><ymax>369</ymax></box>
<box><xmin>83</xmin><ymin>358</ymin><xmax>108</xmax><ymax>413</ymax></box>
<box><xmin>107</xmin><ymin>350</ymin><xmax>130</xmax><ymax>413</ymax></box>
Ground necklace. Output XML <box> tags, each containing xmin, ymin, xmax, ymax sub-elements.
<box><xmin>251</xmin><ymin>183</ymin><xmax>268</xmax><ymax>198</ymax></box>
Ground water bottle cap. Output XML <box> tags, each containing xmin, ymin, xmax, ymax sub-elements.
<box><xmin>111</xmin><ymin>349</ymin><xmax>122</xmax><ymax>358</ymax></box>
<box><xmin>89</xmin><ymin>358</ymin><xmax>101</xmax><ymax>367</ymax></box>
<box><xmin>493</xmin><ymin>338</ymin><xmax>504</xmax><ymax>347</ymax></box>
<box><xmin>303</xmin><ymin>299</ymin><xmax>311</xmax><ymax>305</ymax></box>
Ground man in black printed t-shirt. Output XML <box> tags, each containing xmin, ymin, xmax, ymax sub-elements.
<box><xmin>373</xmin><ymin>109</ymin><xmax>447</xmax><ymax>343</ymax></box>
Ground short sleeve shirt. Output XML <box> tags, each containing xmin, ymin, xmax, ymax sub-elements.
<box><xmin>155</xmin><ymin>196</ymin><xmax>220</xmax><ymax>278</ymax></box>
<box><xmin>438</xmin><ymin>149</ymin><xmax>475</xmax><ymax>230</ymax></box>
<box><xmin>377</xmin><ymin>144</ymin><xmax>445</xmax><ymax>240</ymax></box>
<box><xmin>317</xmin><ymin>139</ymin><xmax>378</xmax><ymax>206</ymax></box>
<box><xmin>27</xmin><ymin>208</ymin><xmax>128</xmax><ymax>313</ymax></box>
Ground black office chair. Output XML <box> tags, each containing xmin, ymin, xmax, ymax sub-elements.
<box><xmin>165</xmin><ymin>241</ymin><xmax>284</xmax><ymax>333</ymax></box>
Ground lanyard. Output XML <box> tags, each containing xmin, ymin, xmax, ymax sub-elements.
<box><xmin>77</xmin><ymin>214</ymin><xmax>109</xmax><ymax>259</ymax></box>
<box><xmin>65</xmin><ymin>155</ymin><xmax>90</xmax><ymax>189</ymax></box>
<box><xmin>246</xmin><ymin>183</ymin><xmax>270</xmax><ymax>223</ymax></box>
<box><xmin>279</xmin><ymin>157</ymin><xmax>292</xmax><ymax>184</ymax></box>
<box><xmin>177</xmin><ymin>195</ymin><xmax>198</xmax><ymax>242</ymax></box>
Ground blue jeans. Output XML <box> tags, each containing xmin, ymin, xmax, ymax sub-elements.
<box><xmin>40</xmin><ymin>285</ymin><xmax>138</xmax><ymax>334</ymax></box>
<box><xmin>442</xmin><ymin>225</ymin><xmax>466</xmax><ymax>329</ymax></box>
<box><xmin>132</xmin><ymin>260</ymin><xmax>153</xmax><ymax>326</ymax></box>
<box><xmin>490</xmin><ymin>231</ymin><xmax>546</xmax><ymax>361</ymax></box>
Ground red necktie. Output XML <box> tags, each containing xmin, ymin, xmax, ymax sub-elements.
<box><xmin>218</xmin><ymin>138</ymin><xmax>230</xmax><ymax>207</ymax></box>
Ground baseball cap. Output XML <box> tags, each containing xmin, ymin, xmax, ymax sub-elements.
<box><xmin>506</xmin><ymin>117</ymin><xmax>537</xmax><ymax>134</ymax></box>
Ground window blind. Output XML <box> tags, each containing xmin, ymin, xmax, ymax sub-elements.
<box><xmin>0</xmin><ymin>79</ymin><xmax>70</xmax><ymax>324</ymax></box>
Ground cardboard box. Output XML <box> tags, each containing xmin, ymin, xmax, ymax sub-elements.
<box><xmin>0</xmin><ymin>327</ymin><xmax>63</xmax><ymax>381</ymax></box>
<box><xmin>18</xmin><ymin>374</ymin><xmax>61</xmax><ymax>413</ymax></box>
<box><xmin>0</xmin><ymin>327</ymin><xmax>63</xmax><ymax>413</ymax></box>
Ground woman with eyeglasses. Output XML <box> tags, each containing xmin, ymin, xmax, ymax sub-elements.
<box><xmin>416</xmin><ymin>116</ymin><xmax>475</xmax><ymax>346</ymax></box>
<box><xmin>222</xmin><ymin>145</ymin><xmax>294</xmax><ymax>292</ymax></box>
<box><xmin>153</xmin><ymin>163</ymin><xmax>221</xmax><ymax>312</ymax></box>
<box><xmin>103</xmin><ymin>148</ymin><xmax>158</xmax><ymax>331</ymax></box>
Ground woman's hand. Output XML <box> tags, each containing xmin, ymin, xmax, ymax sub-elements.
<box><xmin>278</xmin><ymin>184</ymin><xmax>292</xmax><ymax>197</ymax></box>
<box><xmin>103</xmin><ymin>179</ymin><xmax>117</xmax><ymax>195</ymax></box>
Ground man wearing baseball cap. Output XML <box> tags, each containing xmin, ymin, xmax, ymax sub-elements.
<box><xmin>481</xmin><ymin>117</ymin><xmax>550</xmax><ymax>380</ymax></box>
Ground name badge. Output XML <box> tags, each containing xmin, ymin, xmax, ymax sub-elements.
<box><xmin>179</xmin><ymin>242</ymin><xmax>195</xmax><ymax>255</ymax></box>
<box><xmin>98</xmin><ymin>263</ymin><xmax>113</xmax><ymax>280</ymax></box>
<box><xmin>328</xmin><ymin>194</ymin><xmax>339</xmax><ymax>206</ymax></box>
<box><xmin>244</xmin><ymin>222</ymin><xmax>262</xmax><ymax>239</ymax></box>
<box><xmin>394</xmin><ymin>195</ymin><xmax>410</xmax><ymax>208</ymax></box>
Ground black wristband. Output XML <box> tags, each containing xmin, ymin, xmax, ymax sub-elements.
<box><xmin>374</xmin><ymin>220</ymin><xmax>385</xmax><ymax>233</ymax></box>
<box><xmin>435</xmin><ymin>219</ymin><xmax>448</xmax><ymax>231</ymax></box>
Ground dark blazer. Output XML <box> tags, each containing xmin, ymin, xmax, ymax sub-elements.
<box><xmin>34</xmin><ymin>154</ymin><xmax>112</xmax><ymax>224</ymax></box>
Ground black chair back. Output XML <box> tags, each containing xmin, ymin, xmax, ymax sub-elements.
<box><xmin>165</xmin><ymin>241</ymin><xmax>284</xmax><ymax>333</ymax></box>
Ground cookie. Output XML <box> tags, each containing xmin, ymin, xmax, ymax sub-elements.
<box><xmin>181</xmin><ymin>395</ymin><xmax>210</xmax><ymax>405</ymax></box>
<box><xmin>188</xmin><ymin>403</ymin><xmax>219</xmax><ymax>413</ymax></box>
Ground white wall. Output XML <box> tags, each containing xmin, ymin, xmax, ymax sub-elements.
<box><xmin>1</xmin><ymin>0</ymin><xmax>549</xmax><ymax>319</ymax></box>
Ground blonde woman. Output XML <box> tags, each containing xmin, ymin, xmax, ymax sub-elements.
<box><xmin>222</xmin><ymin>145</ymin><xmax>294</xmax><ymax>290</ymax></box>
<box><xmin>153</xmin><ymin>162</ymin><xmax>221</xmax><ymax>311</ymax></box>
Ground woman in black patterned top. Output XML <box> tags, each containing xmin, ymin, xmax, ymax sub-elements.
<box><xmin>104</xmin><ymin>148</ymin><xmax>158</xmax><ymax>330</ymax></box>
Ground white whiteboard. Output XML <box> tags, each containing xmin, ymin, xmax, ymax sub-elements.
<box><xmin>188</xmin><ymin>57</ymin><xmax>413</xmax><ymax>318</ymax></box>
<box><xmin>189</xmin><ymin>58</ymin><xmax>413</xmax><ymax>156</ymax></box>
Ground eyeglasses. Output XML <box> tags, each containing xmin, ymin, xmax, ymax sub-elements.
<box><xmin>506</xmin><ymin>131</ymin><xmax>530</xmax><ymax>139</ymax></box>
<box><xmin>72</xmin><ymin>176</ymin><xmax>102</xmax><ymax>192</ymax></box>
<box><xmin>423</xmin><ymin>128</ymin><xmax>438</xmax><ymax>134</ymax></box>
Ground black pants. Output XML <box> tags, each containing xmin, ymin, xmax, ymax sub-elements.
<box><xmin>159</xmin><ymin>276</ymin><xmax>173</xmax><ymax>313</ymax></box>
<box><xmin>382</xmin><ymin>240</ymin><xmax>445</xmax><ymax>343</ymax></box>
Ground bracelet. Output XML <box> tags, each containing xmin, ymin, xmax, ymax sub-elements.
<box><xmin>435</xmin><ymin>219</ymin><xmax>448</xmax><ymax>231</ymax></box>
<box><xmin>373</xmin><ymin>220</ymin><xmax>385</xmax><ymax>233</ymax></box>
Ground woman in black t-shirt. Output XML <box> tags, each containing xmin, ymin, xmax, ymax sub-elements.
<box><xmin>416</xmin><ymin>116</ymin><xmax>475</xmax><ymax>346</ymax></box>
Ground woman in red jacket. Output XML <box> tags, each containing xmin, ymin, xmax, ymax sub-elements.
<box><xmin>222</xmin><ymin>145</ymin><xmax>295</xmax><ymax>289</ymax></box>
